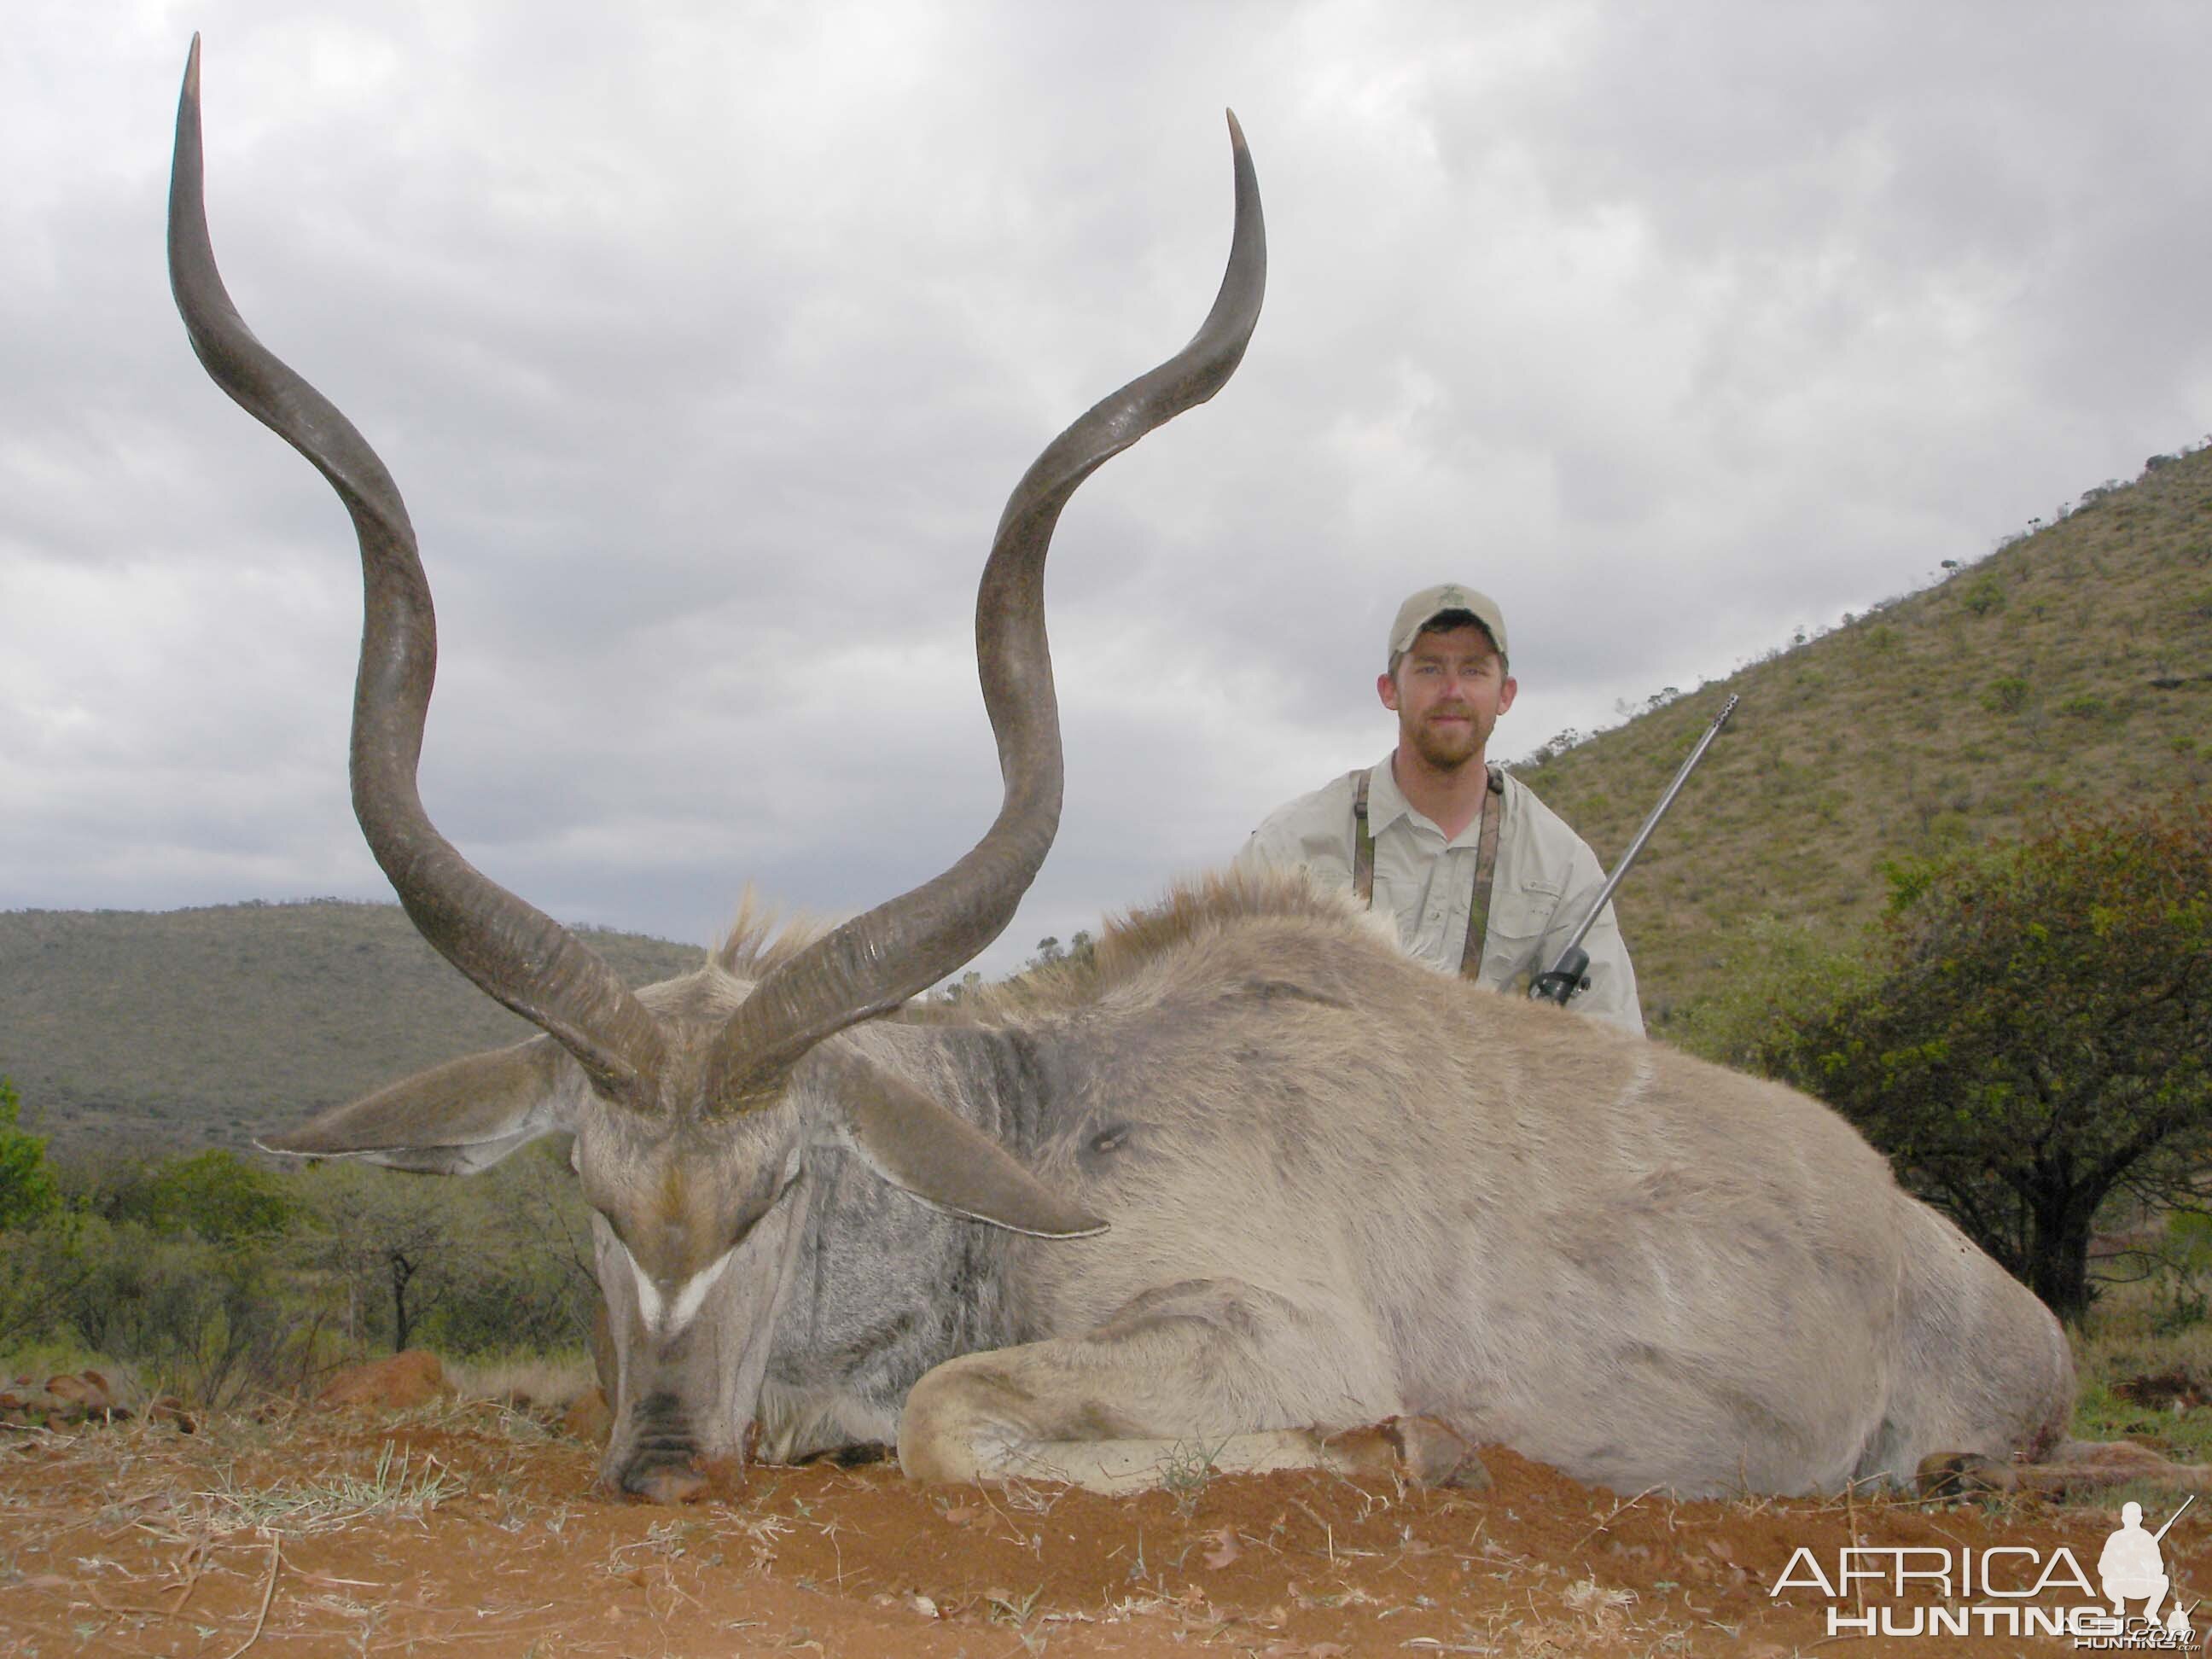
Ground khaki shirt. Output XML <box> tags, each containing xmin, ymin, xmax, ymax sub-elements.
<box><xmin>1233</xmin><ymin>755</ymin><xmax>1644</xmax><ymax>1036</ymax></box>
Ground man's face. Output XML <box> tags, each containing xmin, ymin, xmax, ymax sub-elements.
<box><xmin>1377</xmin><ymin>622</ymin><xmax>1517</xmax><ymax>771</ymax></box>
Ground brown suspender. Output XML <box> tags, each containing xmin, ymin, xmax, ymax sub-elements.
<box><xmin>1461</xmin><ymin>770</ymin><xmax>1504</xmax><ymax>977</ymax></box>
<box><xmin>1350</xmin><ymin>769</ymin><xmax>1378</xmax><ymax>904</ymax></box>
<box><xmin>1351</xmin><ymin>765</ymin><xmax>1504</xmax><ymax>979</ymax></box>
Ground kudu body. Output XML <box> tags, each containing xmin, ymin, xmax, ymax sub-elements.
<box><xmin>172</xmin><ymin>40</ymin><xmax>2074</xmax><ymax>1504</ymax></box>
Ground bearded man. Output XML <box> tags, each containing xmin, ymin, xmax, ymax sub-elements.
<box><xmin>1232</xmin><ymin>585</ymin><xmax>1643</xmax><ymax>1035</ymax></box>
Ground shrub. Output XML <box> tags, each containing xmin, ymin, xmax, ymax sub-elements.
<box><xmin>0</xmin><ymin>1078</ymin><xmax>59</xmax><ymax>1231</ymax></box>
<box><xmin>49</xmin><ymin>1217</ymin><xmax>314</xmax><ymax>1406</ymax></box>
<box><xmin>1747</xmin><ymin>792</ymin><xmax>2212</xmax><ymax>1319</ymax></box>
<box><xmin>1960</xmin><ymin>573</ymin><xmax>2005</xmax><ymax>616</ymax></box>
<box><xmin>108</xmin><ymin>1150</ymin><xmax>296</xmax><ymax>1243</ymax></box>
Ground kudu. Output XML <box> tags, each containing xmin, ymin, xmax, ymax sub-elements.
<box><xmin>174</xmin><ymin>40</ymin><xmax>2083</xmax><ymax>1505</ymax></box>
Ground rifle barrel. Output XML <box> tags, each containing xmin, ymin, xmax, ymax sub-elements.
<box><xmin>2153</xmin><ymin>1493</ymin><xmax>2195</xmax><ymax>1545</ymax></box>
<box><xmin>1545</xmin><ymin>693</ymin><xmax>1738</xmax><ymax>971</ymax></box>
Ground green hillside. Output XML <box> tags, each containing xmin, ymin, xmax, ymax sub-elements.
<box><xmin>0</xmin><ymin>901</ymin><xmax>702</xmax><ymax>1153</ymax></box>
<box><xmin>1514</xmin><ymin>442</ymin><xmax>2212</xmax><ymax>1030</ymax></box>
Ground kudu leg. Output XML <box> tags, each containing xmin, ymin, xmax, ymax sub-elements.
<box><xmin>1919</xmin><ymin>1440</ymin><xmax>2212</xmax><ymax>1499</ymax></box>
<box><xmin>897</xmin><ymin>1278</ymin><xmax>1488</xmax><ymax>1493</ymax></box>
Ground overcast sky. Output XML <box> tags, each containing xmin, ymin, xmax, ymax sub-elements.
<box><xmin>5</xmin><ymin>0</ymin><xmax>2209</xmax><ymax>981</ymax></box>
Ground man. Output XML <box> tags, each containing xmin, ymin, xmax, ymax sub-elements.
<box><xmin>1233</xmin><ymin>584</ymin><xmax>1644</xmax><ymax>1035</ymax></box>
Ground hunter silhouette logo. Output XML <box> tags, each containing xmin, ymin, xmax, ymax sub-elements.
<box><xmin>2098</xmin><ymin>1498</ymin><xmax>2187</xmax><ymax>1622</ymax></box>
<box><xmin>1772</xmin><ymin>1496</ymin><xmax>2197</xmax><ymax>1644</ymax></box>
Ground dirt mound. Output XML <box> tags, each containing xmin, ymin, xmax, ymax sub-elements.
<box><xmin>315</xmin><ymin>1348</ymin><xmax>449</xmax><ymax>1411</ymax></box>
<box><xmin>1</xmin><ymin>1407</ymin><xmax>2202</xmax><ymax>1656</ymax></box>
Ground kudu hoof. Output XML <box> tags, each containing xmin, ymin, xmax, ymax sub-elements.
<box><xmin>1917</xmin><ymin>1452</ymin><xmax>2018</xmax><ymax>1499</ymax></box>
<box><xmin>1324</xmin><ymin>1415</ymin><xmax>1492</xmax><ymax>1489</ymax></box>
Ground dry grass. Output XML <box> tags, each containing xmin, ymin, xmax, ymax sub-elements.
<box><xmin>192</xmin><ymin>1440</ymin><xmax>463</xmax><ymax>1535</ymax></box>
<box><xmin>442</xmin><ymin>1351</ymin><xmax>594</xmax><ymax>1412</ymax></box>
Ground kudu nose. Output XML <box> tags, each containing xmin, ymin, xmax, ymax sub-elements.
<box><xmin>621</xmin><ymin>1458</ymin><xmax>708</xmax><ymax>1505</ymax></box>
<box><xmin>618</xmin><ymin>1389</ymin><xmax>710</xmax><ymax>1504</ymax></box>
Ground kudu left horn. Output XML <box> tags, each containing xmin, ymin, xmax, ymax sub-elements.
<box><xmin>168</xmin><ymin>36</ymin><xmax>1265</xmax><ymax>1127</ymax></box>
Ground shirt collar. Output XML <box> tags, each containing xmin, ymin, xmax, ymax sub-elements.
<box><xmin>1365</xmin><ymin>750</ymin><xmax>1418</xmax><ymax>835</ymax></box>
<box><xmin>1371</xmin><ymin>749</ymin><xmax>1502</xmax><ymax>846</ymax></box>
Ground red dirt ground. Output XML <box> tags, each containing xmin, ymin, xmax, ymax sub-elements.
<box><xmin>3</xmin><ymin>1401</ymin><xmax>2205</xmax><ymax>1657</ymax></box>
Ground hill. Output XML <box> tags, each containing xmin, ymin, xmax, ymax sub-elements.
<box><xmin>1512</xmin><ymin>442</ymin><xmax>2212</xmax><ymax>1030</ymax></box>
<box><xmin>0</xmin><ymin>900</ymin><xmax>702</xmax><ymax>1153</ymax></box>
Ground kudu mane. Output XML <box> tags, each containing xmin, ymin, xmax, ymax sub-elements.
<box><xmin>712</xmin><ymin>890</ymin><xmax>832</xmax><ymax>981</ymax></box>
<box><xmin>910</xmin><ymin>868</ymin><xmax>1383</xmax><ymax>1022</ymax></box>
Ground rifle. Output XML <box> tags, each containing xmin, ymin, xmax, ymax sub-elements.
<box><xmin>2152</xmin><ymin>1494</ymin><xmax>2194</xmax><ymax>1545</ymax></box>
<box><xmin>1528</xmin><ymin>694</ymin><xmax>1738</xmax><ymax>1008</ymax></box>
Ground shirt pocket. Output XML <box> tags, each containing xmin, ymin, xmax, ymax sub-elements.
<box><xmin>1479</xmin><ymin>877</ymin><xmax>1567</xmax><ymax>987</ymax></box>
<box><xmin>1368</xmin><ymin>876</ymin><xmax>1424</xmax><ymax>952</ymax></box>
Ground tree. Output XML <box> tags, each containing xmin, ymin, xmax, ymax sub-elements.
<box><xmin>1026</xmin><ymin>930</ymin><xmax>1095</xmax><ymax>973</ymax></box>
<box><xmin>111</xmin><ymin>1150</ymin><xmax>295</xmax><ymax>1243</ymax></box>
<box><xmin>0</xmin><ymin>1077</ymin><xmax>60</xmax><ymax>1231</ymax></box>
<box><xmin>0</xmin><ymin>1080</ymin><xmax>75</xmax><ymax>1350</ymax></box>
<box><xmin>294</xmin><ymin>1144</ymin><xmax>597</xmax><ymax>1356</ymax></box>
<box><xmin>298</xmin><ymin>1162</ymin><xmax>465</xmax><ymax>1352</ymax></box>
<box><xmin>153</xmin><ymin>1150</ymin><xmax>294</xmax><ymax>1241</ymax></box>
<box><xmin>1749</xmin><ymin>793</ymin><xmax>2211</xmax><ymax>1319</ymax></box>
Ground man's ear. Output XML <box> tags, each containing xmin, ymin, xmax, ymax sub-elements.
<box><xmin>1377</xmin><ymin>669</ymin><xmax>1400</xmax><ymax>712</ymax></box>
<box><xmin>1497</xmin><ymin>674</ymin><xmax>1518</xmax><ymax>717</ymax></box>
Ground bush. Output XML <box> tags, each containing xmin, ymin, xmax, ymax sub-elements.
<box><xmin>0</xmin><ymin>1078</ymin><xmax>59</xmax><ymax>1231</ymax></box>
<box><xmin>0</xmin><ymin>1212</ymin><xmax>87</xmax><ymax>1352</ymax></box>
<box><xmin>293</xmin><ymin>1142</ymin><xmax>596</xmax><ymax>1356</ymax></box>
<box><xmin>46</xmin><ymin>1216</ymin><xmax>315</xmax><ymax>1406</ymax></box>
<box><xmin>101</xmin><ymin>1149</ymin><xmax>296</xmax><ymax>1243</ymax></box>
<box><xmin>1960</xmin><ymin>573</ymin><xmax>2005</xmax><ymax>616</ymax></box>
<box><xmin>1748</xmin><ymin>792</ymin><xmax>2212</xmax><ymax>1319</ymax></box>
<box><xmin>4</xmin><ymin>1123</ymin><xmax>608</xmax><ymax>1388</ymax></box>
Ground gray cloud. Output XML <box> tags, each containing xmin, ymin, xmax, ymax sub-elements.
<box><xmin>4</xmin><ymin>0</ymin><xmax>2208</xmax><ymax>984</ymax></box>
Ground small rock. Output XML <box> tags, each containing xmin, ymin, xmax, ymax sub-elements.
<box><xmin>38</xmin><ymin>1373</ymin><xmax>131</xmax><ymax>1424</ymax></box>
<box><xmin>46</xmin><ymin>1373</ymin><xmax>114</xmax><ymax>1414</ymax></box>
<box><xmin>147</xmin><ymin>1396</ymin><xmax>200</xmax><ymax>1434</ymax></box>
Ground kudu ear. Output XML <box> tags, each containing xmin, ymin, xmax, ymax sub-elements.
<box><xmin>257</xmin><ymin>1039</ymin><xmax>573</xmax><ymax>1175</ymax></box>
<box><xmin>802</xmin><ymin>1050</ymin><xmax>1106</xmax><ymax>1239</ymax></box>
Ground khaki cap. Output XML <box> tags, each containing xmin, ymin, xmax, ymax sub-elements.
<box><xmin>1388</xmin><ymin>584</ymin><xmax>1508</xmax><ymax>662</ymax></box>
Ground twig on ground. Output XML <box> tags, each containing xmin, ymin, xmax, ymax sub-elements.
<box><xmin>1289</xmin><ymin>1494</ymin><xmax>1337</xmax><ymax>1552</ymax></box>
<box><xmin>160</xmin><ymin>1533</ymin><xmax>212</xmax><ymax>1616</ymax></box>
<box><xmin>1567</xmin><ymin>1485</ymin><xmax>1662</xmax><ymax>1555</ymax></box>
<box><xmin>218</xmin><ymin>1531</ymin><xmax>282</xmax><ymax>1659</ymax></box>
<box><xmin>1846</xmin><ymin>1479</ymin><xmax>1865</xmax><ymax>1627</ymax></box>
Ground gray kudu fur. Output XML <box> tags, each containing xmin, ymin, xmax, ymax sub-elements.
<box><xmin>173</xmin><ymin>38</ymin><xmax>2081</xmax><ymax>1505</ymax></box>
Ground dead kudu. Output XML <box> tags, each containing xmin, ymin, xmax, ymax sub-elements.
<box><xmin>176</xmin><ymin>41</ymin><xmax>2114</xmax><ymax>1506</ymax></box>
